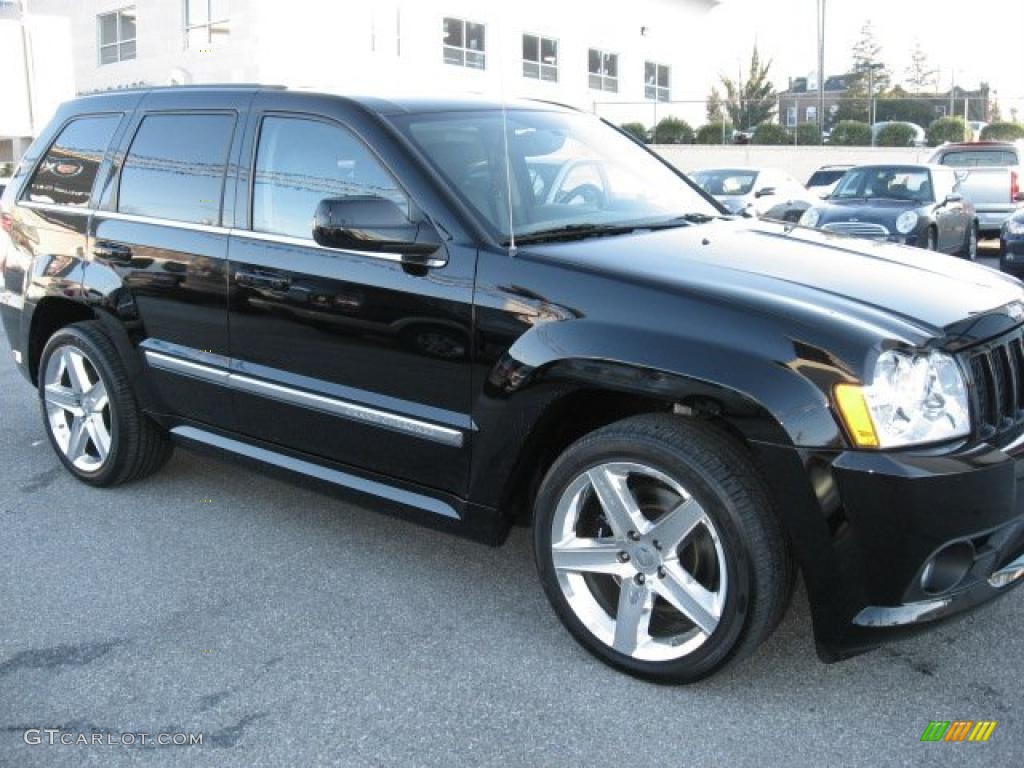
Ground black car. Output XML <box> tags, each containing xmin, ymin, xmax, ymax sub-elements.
<box><xmin>1000</xmin><ymin>208</ymin><xmax>1024</xmax><ymax>277</ymax></box>
<box><xmin>3</xmin><ymin>87</ymin><xmax>1024</xmax><ymax>684</ymax></box>
<box><xmin>800</xmin><ymin>164</ymin><xmax>979</xmax><ymax>259</ymax></box>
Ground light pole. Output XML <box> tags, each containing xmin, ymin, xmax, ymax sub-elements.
<box><xmin>866</xmin><ymin>62</ymin><xmax>883</xmax><ymax>144</ymax></box>
<box><xmin>817</xmin><ymin>0</ymin><xmax>826</xmax><ymax>137</ymax></box>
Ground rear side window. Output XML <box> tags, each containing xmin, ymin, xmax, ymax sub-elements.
<box><xmin>252</xmin><ymin>116</ymin><xmax>409</xmax><ymax>239</ymax></box>
<box><xmin>118</xmin><ymin>113</ymin><xmax>235</xmax><ymax>225</ymax></box>
<box><xmin>25</xmin><ymin>115</ymin><xmax>121</xmax><ymax>207</ymax></box>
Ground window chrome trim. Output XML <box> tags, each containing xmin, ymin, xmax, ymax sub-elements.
<box><xmin>16</xmin><ymin>202</ymin><xmax>446</xmax><ymax>267</ymax></box>
<box><xmin>143</xmin><ymin>350</ymin><xmax>464</xmax><ymax>448</ymax></box>
<box><xmin>17</xmin><ymin>201</ymin><xmax>93</xmax><ymax>215</ymax></box>
<box><xmin>170</xmin><ymin>426</ymin><xmax>459</xmax><ymax>519</ymax></box>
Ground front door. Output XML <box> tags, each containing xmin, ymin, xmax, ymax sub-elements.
<box><xmin>226</xmin><ymin>109</ymin><xmax>475</xmax><ymax>494</ymax></box>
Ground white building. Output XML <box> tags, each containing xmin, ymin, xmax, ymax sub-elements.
<box><xmin>29</xmin><ymin>0</ymin><xmax>720</xmax><ymax>130</ymax></box>
<box><xmin>0</xmin><ymin>1</ymin><xmax>75</xmax><ymax>167</ymax></box>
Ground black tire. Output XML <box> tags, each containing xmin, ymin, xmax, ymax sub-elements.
<box><xmin>38</xmin><ymin>321</ymin><xmax>172</xmax><ymax>486</ymax></box>
<box><xmin>533</xmin><ymin>413</ymin><xmax>792</xmax><ymax>683</ymax></box>
<box><xmin>961</xmin><ymin>222</ymin><xmax>979</xmax><ymax>260</ymax></box>
<box><xmin>924</xmin><ymin>227</ymin><xmax>938</xmax><ymax>251</ymax></box>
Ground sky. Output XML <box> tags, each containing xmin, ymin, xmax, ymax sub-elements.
<box><xmin>701</xmin><ymin>0</ymin><xmax>1024</xmax><ymax>115</ymax></box>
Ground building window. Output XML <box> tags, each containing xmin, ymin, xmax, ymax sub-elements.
<box><xmin>805</xmin><ymin>106</ymin><xmax>817</xmax><ymax>123</ymax></box>
<box><xmin>185</xmin><ymin>0</ymin><xmax>230</xmax><ymax>48</ymax></box>
<box><xmin>785</xmin><ymin>107</ymin><xmax>798</xmax><ymax>127</ymax></box>
<box><xmin>588</xmin><ymin>49</ymin><xmax>618</xmax><ymax>92</ymax></box>
<box><xmin>644</xmin><ymin>61</ymin><xmax>670</xmax><ymax>102</ymax></box>
<box><xmin>443</xmin><ymin>17</ymin><xmax>485</xmax><ymax>70</ymax></box>
<box><xmin>97</xmin><ymin>7</ymin><xmax>137</xmax><ymax>65</ymax></box>
<box><xmin>523</xmin><ymin>34</ymin><xmax>557</xmax><ymax>82</ymax></box>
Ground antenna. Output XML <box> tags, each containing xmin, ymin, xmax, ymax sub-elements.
<box><xmin>496</xmin><ymin>7</ymin><xmax>516</xmax><ymax>254</ymax></box>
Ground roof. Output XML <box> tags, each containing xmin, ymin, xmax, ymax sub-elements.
<box><xmin>70</xmin><ymin>85</ymin><xmax>578</xmax><ymax>116</ymax></box>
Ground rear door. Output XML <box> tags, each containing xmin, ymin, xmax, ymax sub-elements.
<box><xmin>89</xmin><ymin>90</ymin><xmax>248</xmax><ymax>429</ymax></box>
<box><xmin>225</xmin><ymin>98</ymin><xmax>475</xmax><ymax>494</ymax></box>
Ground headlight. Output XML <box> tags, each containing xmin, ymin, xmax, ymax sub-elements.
<box><xmin>1007</xmin><ymin>217</ymin><xmax>1024</xmax><ymax>236</ymax></box>
<box><xmin>834</xmin><ymin>350</ymin><xmax>970</xmax><ymax>448</ymax></box>
<box><xmin>799</xmin><ymin>208</ymin><xmax>821</xmax><ymax>228</ymax></box>
<box><xmin>896</xmin><ymin>211</ymin><xmax>919</xmax><ymax>235</ymax></box>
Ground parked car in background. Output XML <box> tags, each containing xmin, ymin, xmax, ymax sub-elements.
<box><xmin>871</xmin><ymin>121</ymin><xmax>927</xmax><ymax>147</ymax></box>
<box><xmin>1000</xmin><ymin>209</ymin><xmax>1024</xmax><ymax>277</ymax></box>
<box><xmin>0</xmin><ymin>176</ymin><xmax>9</xmax><ymax>199</ymax></box>
<box><xmin>691</xmin><ymin>167</ymin><xmax>817</xmax><ymax>221</ymax></box>
<box><xmin>806</xmin><ymin>164</ymin><xmax>853</xmax><ymax>199</ymax></box>
<box><xmin>799</xmin><ymin>164</ymin><xmax>978</xmax><ymax>258</ymax></box>
<box><xmin>929</xmin><ymin>141</ymin><xmax>1024</xmax><ymax>236</ymax></box>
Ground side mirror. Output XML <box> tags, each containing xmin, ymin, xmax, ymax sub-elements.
<box><xmin>1015</xmin><ymin>192</ymin><xmax>1024</xmax><ymax>203</ymax></box>
<box><xmin>943</xmin><ymin>193</ymin><xmax>963</xmax><ymax>205</ymax></box>
<box><xmin>313</xmin><ymin>196</ymin><xmax>444</xmax><ymax>266</ymax></box>
<box><xmin>755</xmin><ymin>187</ymin><xmax>776</xmax><ymax>198</ymax></box>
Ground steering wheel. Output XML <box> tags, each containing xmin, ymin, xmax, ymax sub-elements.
<box><xmin>557</xmin><ymin>183</ymin><xmax>605</xmax><ymax>207</ymax></box>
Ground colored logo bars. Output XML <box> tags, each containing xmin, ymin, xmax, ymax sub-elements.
<box><xmin>921</xmin><ymin>721</ymin><xmax>997</xmax><ymax>742</ymax></box>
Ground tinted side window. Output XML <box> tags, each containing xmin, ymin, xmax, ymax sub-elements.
<box><xmin>119</xmin><ymin>113</ymin><xmax>235</xmax><ymax>225</ymax></box>
<box><xmin>252</xmin><ymin>116</ymin><xmax>409</xmax><ymax>239</ymax></box>
<box><xmin>25</xmin><ymin>115</ymin><xmax>121</xmax><ymax>207</ymax></box>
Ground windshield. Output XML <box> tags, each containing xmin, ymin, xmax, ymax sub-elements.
<box><xmin>938</xmin><ymin>149</ymin><xmax>1018</xmax><ymax>167</ymax></box>
<box><xmin>831</xmin><ymin>167</ymin><xmax>934</xmax><ymax>203</ymax></box>
<box><xmin>691</xmin><ymin>169</ymin><xmax>757</xmax><ymax>196</ymax></box>
<box><xmin>392</xmin><ymin>109</ymin><xmax>718</xmax><ymax>241</ymax></box>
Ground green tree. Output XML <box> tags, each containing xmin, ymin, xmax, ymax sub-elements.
<box><xmin>619</xmin><ymin>122</ymin><xmax>649</xmax><ymax>143</ymax></box>
<box><xmin>652</xmin><ymin>117</ymin><xmax>694</xmax><ymax>144</ymax></box>
<box><xmin>851</xmin><ymin>21</ymin><xmax>891</xmax><ymax>91</ymax></box>
<box><xmin>905</xmin><ymin>43</ymin><xmax>937</xmax><ymax>92</ymax></box>
<box><xmin>752</xmin><ymin>123</ymin><xmax>790</xmax><ymax>145</ymax></box>
<box><xmin>875</xmin><ymin>122</ymin><xmax>917</xmax><ymax>147</ymax></box>
<box><xmin>830</xmin><ymin>120</ymin><xmax>872</xmax><ymax>146</ymax></box>
<box><xmin>874</xmin><ymin>89</ymin><xmax>934</xmax><ymax>129</ymax></box>
<box><xmin>720</xmin><ymin>46</ymin><xmax>778</xmax><ymax>131</ymax></box>
<box><xmin>980</xmin><ymin>122</ymin><xmax>1024</xmax><ymax>141</ymax></box>
<box><xmin>706</xmin><ymin>87</ymin><xmax>726</xmax><ymax>124</ymax></box>
<box><xmin>836</xmin><ymin>22</ymin><xmax>892</xmax><ymax>123</ymax></box>
<box><xmin>928</xmin><ymin>116</ymin><xmax>968</xmax><ymax>145</ymax></box>
<box><xmin>696</xmin><ymin>122</ymin><xmax>733</xmax><ymax>145</ymax></box>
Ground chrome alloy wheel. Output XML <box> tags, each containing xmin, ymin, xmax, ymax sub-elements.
<box><xmin>550</xmin><ymin>462</ymin><xmax>728</xmax><ymax>662</ymax></box>
<box><xmin>43</xmin><ymin>346</ymin><xmax>112</xmax><ymax>472</ymax></box>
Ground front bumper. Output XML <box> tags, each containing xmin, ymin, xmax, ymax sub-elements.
<box><xmin>754</xmin><ymin>436</ymin><xmax>1024</xmax><ymax>661</ymax></box>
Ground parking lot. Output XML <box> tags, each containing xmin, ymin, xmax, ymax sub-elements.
<box><xmin>0</xmin><ymin>243</ymin><xmax>1020</xmax><ymax>768</ymax></box>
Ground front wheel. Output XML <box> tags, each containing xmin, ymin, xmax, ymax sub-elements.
<box><xmin>924</xmin><ymin>227</ymin><xmax>938</xmax><ymax>251</ymax></box>
<box><xmin>38</xmin><ymin>321</ymin><xmax>173</xmax><ymax>486</ymax></box>
<box><xmin>533</xmin><ymin>414</ymin><xmax>792</xmax><ymax>683</ymax></box>
<box><xmin>961</xmin><ymin>222</ymin><xmax>979</xmax><ymax>260</ymax></box>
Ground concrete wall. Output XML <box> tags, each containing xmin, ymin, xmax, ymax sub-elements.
<box><xmin>651</xmin><ymin>144</ymin><xmax>935</xmax><ymax>183</ymax></box>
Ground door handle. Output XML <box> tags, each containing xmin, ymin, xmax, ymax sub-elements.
<box><xmin>234</xmin><ymin>270</ymin><xmax>291</xmax><ymax>291</ymax></box>
<box><xmin>93</xmin><ymin>241</ymin><xmax>133</xmax><ymax>262</ymax></box>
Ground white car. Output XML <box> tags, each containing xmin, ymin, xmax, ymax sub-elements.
<box><xmin>805</xmin><ymin>164</ymin><xmax>853</xmax><ymax>199</ymax></box>
<box><xmin>691</xmin><ymin>167</ymin><xmax>818</xmax><ymax>221</ymax></box>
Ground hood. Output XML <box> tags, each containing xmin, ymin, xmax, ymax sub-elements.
<box><xmin>519</xmin><ymin>219</ymin><xmax>1023</xmax><ymax>346</ymax></box>
<box><xmin>816</xmin><ymin>198</ymin><xmax>925</xmax><ymax>226</ymax></box>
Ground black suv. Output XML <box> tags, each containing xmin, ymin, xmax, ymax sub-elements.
<box><xmin>3</xmin><ymin>86</ymin><xmax>1024</xmax><ymax>683</ymax></box>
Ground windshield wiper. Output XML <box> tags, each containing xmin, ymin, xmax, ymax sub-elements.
<box><xmin>507</xmin><ymin>214</ymin><xmax>714</xmax><ymax>246</ymax></box>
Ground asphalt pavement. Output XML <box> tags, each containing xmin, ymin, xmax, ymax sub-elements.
<box><xmin>0</xmin><ymin>246</ymin><xmax>1020</xmax><ymax>768</ymax></box>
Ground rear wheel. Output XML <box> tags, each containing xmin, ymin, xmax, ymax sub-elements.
<box><xmin>533</xmin><ymin>414</ymin><xmax>792</xmax><ymax>683</ymax></box>
<box><xmin>38</xmin><ymin>322</ymin><xmax>172</xmax><ymax>486</ymax></box>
